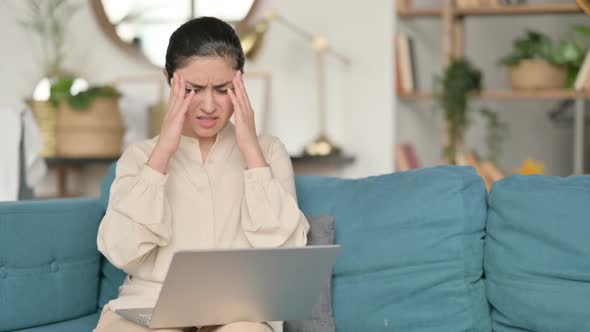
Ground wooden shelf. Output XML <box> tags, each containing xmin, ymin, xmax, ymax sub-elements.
<box><xmin>398</xmin><ymin>8</ymin><xmax>442</xmax><ymax>17</ymax></box>
<box><xmin>481</xmin><ymin>89</ymin><xmax>590</xmax><ymax>99</ymax></box>
<box><xmin>398</xmin><ymin>91</ymin><xmax>434</xmax><ymax>101</ymax></box>
<box><xmin>458</xmin><ymin>3</ymin><xmax>582</xmax><ymax>16</ymax></box>
<box><xmin>45</xmin><ymin>156</ymin><xmax>120</xmax><ymax>168</ymax></box>
<box><xmin>398</xmin><ymin>89</ymin><xmax>590</xmax><ymax>101</ymax></box>
<box><xmin>290</xmin><ymin>154</ymin><xmax>356</xmax><ymax>165</ymax></box>
<box><xmin>45</xmin><ymin>155</ymin><xmax>355</xmax><ymax>167</ymax></box>
<box><xmin>398</xmin><ymin>3</ymin><xmax>582</xmax><ymax>18</ymax></box>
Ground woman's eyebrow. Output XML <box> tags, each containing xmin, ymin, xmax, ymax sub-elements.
<box><xmin>185</xmin><ymin>81</ymin><xmax>205</xmax><ymax>88</ymax></box>
<box><xmin>185</xmin><ymin>81</ymin><xmax>232</xmax><ymax>89</ymax></box>
<box><xmin>213</xmin><ymin>81</ymin><xmax>232</xmax><ymax>88</ymax></box>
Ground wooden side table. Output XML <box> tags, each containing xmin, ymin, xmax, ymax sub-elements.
<box><xmin>44</xmin><ymin>154</ymin><xmax>355</xmax><ymax>197</ymax></box>
<box><xmin>45</xmin><ymin>156</ymin><xmax>120</xmax><ymax>197</ymax></box>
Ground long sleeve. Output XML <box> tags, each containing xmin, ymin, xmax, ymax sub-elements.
<box><xmin>97</xmin><ymin>144</ymin><xmax>172</xmax><ymax>274</ymax></box>
<box><xmin>241</xmin><ymin>138</ymin><xmax>310</xmax><ymax>247</ymax></box>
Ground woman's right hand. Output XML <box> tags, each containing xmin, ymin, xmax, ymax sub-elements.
<box><xmin>147</xmin><ymin>73</ymin><xmax>195</xmax><ymax>174</ymax></box>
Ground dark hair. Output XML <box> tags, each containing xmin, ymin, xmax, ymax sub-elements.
<box><xmin>164</xmin><ymin>17</ymin><xmax>245</xmax><ymax>80</ymax></box>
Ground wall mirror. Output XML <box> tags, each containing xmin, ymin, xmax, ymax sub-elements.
<box><xmin>90</xmin><ymin>0</ymin><xmax>259</xmax><ymax>68</ymax></box>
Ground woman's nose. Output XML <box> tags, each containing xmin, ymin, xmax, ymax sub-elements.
<box><xmin>201</xmin><ymin>90</ymin><xmax>215</xmax><ymax>112</ymax></box>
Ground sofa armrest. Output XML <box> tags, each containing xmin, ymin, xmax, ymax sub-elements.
<box><xmin>0</xmin><ymin>198</ymin><xmax>104</xmax><ymax>331</ymax></box>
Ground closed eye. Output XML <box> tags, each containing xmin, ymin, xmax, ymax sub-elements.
<box><xmin>185</xmin><ymin>88</ymin><xmax>200</xmax><ymax>94</ymax></box>
<box><xmin>216</xmin><ymin>89</ymin><xmax>229</xmax><ymax>94</ymax></box>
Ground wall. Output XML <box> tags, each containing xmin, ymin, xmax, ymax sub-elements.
<box><xmin>0</xmin><ymin>0</ymin><xmax>395</xmax><ymax>198</ymax></box>
<box><xmin>250</xmin><ymin>0</ymin><xmax>395</xmax><ymax>178</ymax></box>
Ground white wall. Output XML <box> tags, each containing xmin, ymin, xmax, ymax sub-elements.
<box><xmin>0</xmin><ymin>0</ymin><xmax>395</xmax><ymax>197</ymax></box>
<box><xmin>250</xmin><ymin>0</ymin><xmax>395</xmax><ymax>178</ymax></box>
<box><xmin>397</xmin><ymin>1</ymin><xmax>590</xmax><ymax>176</ymax></box>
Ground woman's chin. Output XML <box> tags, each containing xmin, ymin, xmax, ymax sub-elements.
<box><xmin>193</xmin><ymin>126</ymin><xmax>221</xmax><ymax>139</ymax></box>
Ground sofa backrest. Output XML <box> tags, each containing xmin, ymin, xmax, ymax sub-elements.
<box><xmin>98</xmin><ymin>163</ymin><xmax>492</xmax><ymax>331</ymax></box>
<box><xmin>485</xmin><ymin>174</ymin><xmax>590</xmax><ymax>332</ymax></box>
<box><xmin>295</xmin><ymin>166</ymin><xmax>491</xmax><ymax>331</ymax></box>
<box><xmin>0</xmin><ymin>198</ymin><xmax>104</xmax><ymax>331</ymax></box>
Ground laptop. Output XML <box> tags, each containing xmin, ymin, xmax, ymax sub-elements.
<box><xmin>115</xmin><ymin>245</ymin><xmax>340</xmax><ymax>329</ymax></box>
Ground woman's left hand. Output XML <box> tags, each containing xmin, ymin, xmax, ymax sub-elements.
<box><xmin>229</xmin><ymin>71</ymin><xmax>267</xmax><ymax>169</ymax></box>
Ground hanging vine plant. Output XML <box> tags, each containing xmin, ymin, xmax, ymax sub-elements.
<box><xmin>434</xmin><ymin>58</ymin><xmax>507</xmax><ymax>165</ymax></box>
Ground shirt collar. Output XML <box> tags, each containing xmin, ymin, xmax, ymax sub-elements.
<box><xmin>177</xmin><ymin>122</ymin><xmax>236</xmax><ymax>165</ymax></box>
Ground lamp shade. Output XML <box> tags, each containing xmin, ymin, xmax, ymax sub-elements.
<box><xmin>239</xmin><ymin>20</ymin><xmax>270</xmax><ymax>61</ymax></box>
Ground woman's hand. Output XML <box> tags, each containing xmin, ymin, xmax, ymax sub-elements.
<box><xmin>147</xmin><ymin>73</ymin><xmax>194</xmax><ymax>174</ymax></box>
<box><xmin>228</xmin><ymin>71</ymin><xmax>267</xmax><ymax>169</ymax></box>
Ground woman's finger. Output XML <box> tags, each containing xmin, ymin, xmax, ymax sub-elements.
<box><xmin>236</xmin><ymin>71</ymin><xmax>254</xmax><ymax>113</ymax></box>
<box><xmin>232</xmin><ymin>73</ymin><xmax>248</xmax><ymax>115</ymax></box>
<box><xmin>171</xmin><ymin>73</ymin><xmax>185</xmax><ymax>113</ymax></box>
<box><xmin>168</xmin><ymin>75</ymin><xmax>175</xmax><ymax>106</ymax></box>
<box><xmin>167</xmin><ymin>73</ymin><xmax>178</xmax><ymax>116</ymax></box>
<box><xmin>177</xmin><ymin>89</ymin><xmax>194</xmax><ymax>119</ymax></box>
<box><xmin>228</xmin><ymin>87</ymin><xmax>241</xmax><ymax>122</ymax></box>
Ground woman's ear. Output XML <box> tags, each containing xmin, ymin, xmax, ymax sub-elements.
<box><xmin>163</xmin><ymin>69</ymin><xmax>170</xmax><ymax>85</ymax></box>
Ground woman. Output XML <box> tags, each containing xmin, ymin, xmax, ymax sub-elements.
<box><xmin>94</xmin><ymin>17</ymin><xmax>310</xmax><ymax>332</ymax></box>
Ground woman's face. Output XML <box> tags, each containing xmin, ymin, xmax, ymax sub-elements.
<box><xmin>172</xmin><ymin>56</ymin><xmax>236</xmax><ymax>141</ymax></box>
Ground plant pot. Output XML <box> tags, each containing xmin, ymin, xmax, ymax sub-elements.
<box><xmin>509</xmin><ymin>59</ymin><xmax>567</xmax><ymax>90</ymax></box>
<box><xmin>29</xmin><ymin>100</ymin><xmax>58</xmax><ymax>157</ymax></box>
<box><xmin>56</xmin><ymin>97</ymin><xmax>125</xmax><ymax>157</ymax></box>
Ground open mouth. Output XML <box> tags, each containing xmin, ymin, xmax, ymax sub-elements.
<box><xmin>196</xmin><ymin>116</ymin><xmax>219</xmax><ymax>128</ymax></box>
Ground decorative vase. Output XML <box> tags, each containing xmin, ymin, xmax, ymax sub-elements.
<box><xmin>29</xmin><ymin>100</ymin><xmax>58</xmax><ymax>157</ymax></box>
<box><xmin>509</xmin><ymin>59</ymin><xmax>567</xmax><ymax>90</ymax></box>
<box><xmin>56</xmin><ymin>97</ymin><xmax>125</xmax><ymax>157</ymax></box>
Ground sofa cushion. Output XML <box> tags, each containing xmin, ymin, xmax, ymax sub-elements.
<box><xmin>285</xmin><ymin>215</ymin><xmax>336</xmax><ymax>332</ymax></box>
<box><xmin>485</xmin><ymin>174</ymin><xmax>590</xmax><ymax>332</ymax></box>
<box><xmin>295</xmin><ymin>166</ymin><xmax>491</xmax><ymax>331</ymax></box>
<box><xmin>97</xmin><ymin>257</ymin><xmax>127</xmax><ymax>309</ymax></box>
<box><xmin>12</xmin><ymin>312</ymin><xmax>100</xmax><ymax>332</ymax></box>
<box><xmin>0</xmin><ymin>199</ymin><xmax>103</xmax><ymax>331</ymax></box>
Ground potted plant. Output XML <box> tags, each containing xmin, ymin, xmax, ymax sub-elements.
<box><xmin>434</xmin><ymin>58</ymin><xmax>507</xmax><ymax>165</ymax></box>
<box><xmin>21</xmin><ymin>0</ymin><xmax>125</xmax><ymax>157</ymax></box>
<box><xmin>50</xmin><ymin>76</ymin><xmax>125</xmax><ymax>157</ymax></box>
<box><xmin>499</xmin><ymin>27</ymin><xmax>590</xmax><ymax>90</ymax></box>
<box><xmin>19</xmin><ymin>0</ymin><xmax>81</xmax><ymax>156</ymax></box>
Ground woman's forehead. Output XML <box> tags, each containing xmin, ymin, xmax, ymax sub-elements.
<box><xmin>178</xmin><ymin>56</ymin><xmax>235</xmax><ymax>84</ymax></box>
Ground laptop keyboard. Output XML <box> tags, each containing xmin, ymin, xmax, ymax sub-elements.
<box><xmin>138</xmin><ymin>312</ymin><xmax>152</xmax><ymax>325</ymax></box>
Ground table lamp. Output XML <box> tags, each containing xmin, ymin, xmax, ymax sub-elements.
<box><xmin>240</xmin><ymin>10</ymin><xmax>350</xmax><ymax>157</ymax></box>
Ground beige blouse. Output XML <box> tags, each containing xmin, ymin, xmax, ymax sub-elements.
<box><xmin>97</xmin><ymin>123</ymin><xmax>310</xmax><ymax>331</ymax></box>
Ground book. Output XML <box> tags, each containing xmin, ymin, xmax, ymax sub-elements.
<box><xmin>395</xmin><ymin>143</ymin><xmax>421</xmax><ymax>171</ymax></box>
<box><xmin>408</xmin><ymin>37</ymin><xmax>419</xmax><ymax>92</ymax></box>
<box><xmin>395</xmin><ymin>33</ymin><xmax>416</xmax><ymax>94</ymax></box>
<box><xmin>395</xmin><ymin>144</ymin><xmax>410</xmax><ymax>171</ymax></box>
<box><xmin>395</xmin><ymin>48</ymin><xmax>403</xmax><ymax>95</ymax></box>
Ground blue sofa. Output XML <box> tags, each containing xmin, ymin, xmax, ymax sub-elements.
<box><xmin>1</xmin><ymin>165</ymin><xmax>589</xmax><ymax>332</ymax></box>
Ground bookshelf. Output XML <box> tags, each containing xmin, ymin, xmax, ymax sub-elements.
<box><xmin>396</xmin><ymin>0</ymin><xmax>589</xmax><ymax>174</ymax></box>
<box><xmin>398</xmin><ymin>3</ymin><xmax>583</xmax><ymax>17</ymax></box>
<box><xmin>399</xmin><ymin>89</ymin><xmax>590</xmax><ymax>101</ymax></box>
